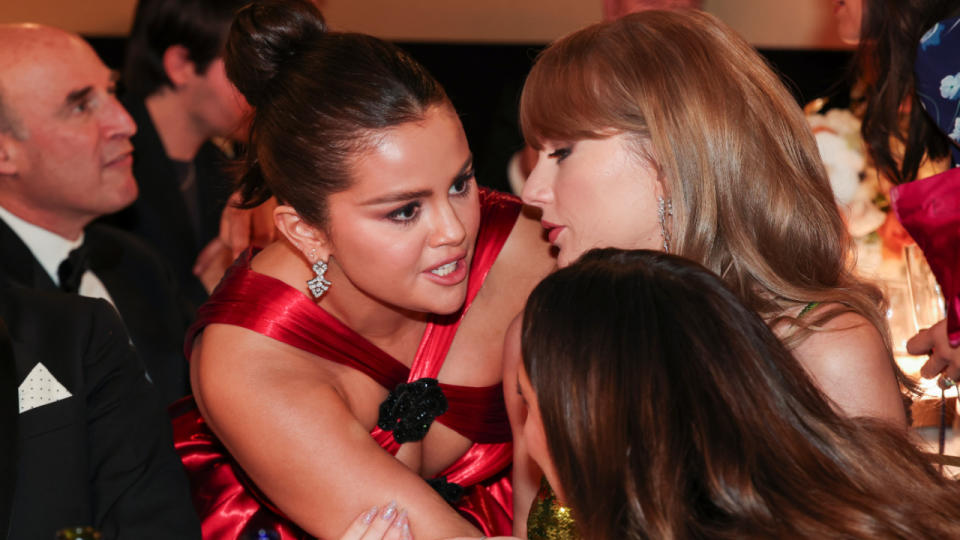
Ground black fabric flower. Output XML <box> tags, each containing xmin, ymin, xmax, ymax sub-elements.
<box><xmin>427</xmin><ymin>476</ymin><xmax>464</xmax><ymax>506</ymax></box>
<box><xmin>377</xmin><ymin>377</ymin><xmax>448</xmax><ymax>443</ymax></box>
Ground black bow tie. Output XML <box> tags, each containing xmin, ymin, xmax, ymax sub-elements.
<box><xmin>58</xmin><ymin>242</ymin><xmax>90</xmax><ymax>293</ymax></box>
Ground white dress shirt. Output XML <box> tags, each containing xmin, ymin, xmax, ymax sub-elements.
<box><xmin>0</xmin><ymin>205</ymin><xmax>115</xmax><ymax>306</ymax></box>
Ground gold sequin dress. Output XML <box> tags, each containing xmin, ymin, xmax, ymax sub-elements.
<box><xmin>526</xmin><ymin>477</ymin><xmax>580</xmax><ymax>540</ymax></box>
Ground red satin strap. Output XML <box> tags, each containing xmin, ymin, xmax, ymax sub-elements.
<box><xmin>186</xmin><ymin>257</ymin><xmax>409</xmax><ymax>390</ymax></box>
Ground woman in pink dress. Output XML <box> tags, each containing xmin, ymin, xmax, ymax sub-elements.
<box><xmin>171</xmin><ymin>1</ymin><xmax>554</xmax><ymax>538</ymax></box>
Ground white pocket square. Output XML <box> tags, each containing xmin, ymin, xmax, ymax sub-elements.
<box><xmin>18</xmin><ymin>362</ymin><xmax>72</xmax><ymax>413</ymax></box>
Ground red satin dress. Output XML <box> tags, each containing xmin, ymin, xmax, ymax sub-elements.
<box><xmin>171</xmin><ymin>189</ymin><xmax>521</xmax><ymax>539</ymax></box>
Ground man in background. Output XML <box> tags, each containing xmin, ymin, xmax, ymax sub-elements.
<box><xmin>0</xmin><ymin>23</ymin><xmax>191</xmax><ymax>404</ymax></box>
<box><xmin>110</xmin><ymin>0</ymin><xmax>252</xmax><ymax>307</ymax></box>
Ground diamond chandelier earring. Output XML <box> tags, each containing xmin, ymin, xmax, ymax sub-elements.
<box><xmin>657</xmin><ymin>195</ymin><xmax>673</xmax><ymax>252</ymax></box>
<box><xmin>307</xmin><ymin>250</ymin><xmax>332</xmax><ymax>299</ymax></box>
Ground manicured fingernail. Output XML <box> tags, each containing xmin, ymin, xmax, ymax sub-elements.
<box><xmin>381</xmin><ymin>500</ymin><xmax>397</xmax><ymax>521</ymax></box>
<box><xmin>391</xmin><ymin>510</ymin><xmax>407</xmax><ymax>529</ymax></box>
<box><xmin>363</xmin><ymin>506</ymin><xmax>378</xmax><ymax>524</ymax></box>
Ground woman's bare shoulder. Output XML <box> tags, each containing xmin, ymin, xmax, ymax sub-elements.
<box><xmin>792</xmin><ymin>308</ymin><xmax>906</xmax><ymax>426</ymax></box>
<box><xmin>485</xmin><ymin>205</ymin><xmax>556</xmax><ymax>299</ymax></box>
<box><xmin>190</xmin><ymin>325</ymin><xmax>477</xmax><ymax>538</ymax></box>
<box><xmin>191</xmin><ymin>324</ymin><xmax>345</xmax><ymax>427</ymax></box>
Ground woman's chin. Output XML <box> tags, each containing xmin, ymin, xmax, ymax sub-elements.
<box><xmin>556</xmin><ymin>248</ymin><xmax>583</xmax><ymax>269</ymax></box>
<box><xmin>421</xmin><ymin>289</ymin><xmax>469</xmax><ymax>316</ymax></box>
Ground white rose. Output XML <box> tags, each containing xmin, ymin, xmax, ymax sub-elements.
<box><xmin>814</xmin><ymin>130</ymin><xmax>863</xmax><ymax>205</ymax></box>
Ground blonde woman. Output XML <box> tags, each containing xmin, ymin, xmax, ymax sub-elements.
<box><xmin>507</xmin><ymin>9</ymin><xmax>913</xmax><ymax>533</ymax></box>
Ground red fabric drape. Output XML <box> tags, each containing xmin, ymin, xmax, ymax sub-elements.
<box><xmin>891</xmin><ymin>168</ymin><xmax>960</xmax><ymax>346</ymax></box>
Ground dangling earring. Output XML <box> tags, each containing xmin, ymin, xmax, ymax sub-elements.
<box><xmin>657</xmin><ymin>196</ymin><xmax>673</xmax><ymax>252</ymax></box>
<box><xmin>307</xmin><ymin>250</ymin><xmax>332</xmax><ymax>299</ymax></box>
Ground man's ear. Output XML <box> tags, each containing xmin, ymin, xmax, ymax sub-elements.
<box><xmin>161</xmin><ymin>44</ymin><xmax>197</xmax><ymax>88</ymax></box>
<box><xmin>273</xmin><ymin>204</ymin><xmax>331</xmax><ymax>262</ymax></box>
<box><xmin>0</xmin><ymin>133</ymin><xmax>20</xmax><ymax>176</ymax></box>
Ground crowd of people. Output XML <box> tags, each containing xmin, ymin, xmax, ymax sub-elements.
<box><xmin>1</xmin><ymin>0</ymin><xmax>959</xmax><ymax>538</ymax></box>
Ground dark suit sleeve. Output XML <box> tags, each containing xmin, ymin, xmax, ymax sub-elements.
<box><xmin>81</xmin><ymin>300</ymin><xmax>200</xmax><ymax>539</ymax></box>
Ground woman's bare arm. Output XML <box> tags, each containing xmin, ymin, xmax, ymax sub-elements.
<box><xmin>192</xmin><ymin>326</ymin><xmax>481</xmax><ymax>540</ymax></box>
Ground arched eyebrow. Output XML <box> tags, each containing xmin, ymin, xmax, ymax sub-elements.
<box><xmin>361</xmin><ymin>188</ymin><xmax>433</xmax><ymax>206</ymax></box>
<box><xmin>360</xmin><ymin>155</ymin><xmax>474</xmax><ymax>206</ymax></box>
<box><xmin>452</xmin><ymin>155</ymin><xmax>474</xmax><ymax>180</ymax></box>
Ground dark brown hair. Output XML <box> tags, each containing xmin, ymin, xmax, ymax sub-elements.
<box><xmin>856</xmin><ymin>0</ymin><xmax>959</xmax><ymax>185</ymax></box>
<box><xmin>523</xmin><ymin>248</ymin><xmax>960</xmax><ymax>540</ymax></box>
<box><xmin>225</xmin><ymin>0</ymin><xmax>448</xmax><ymax>227</ymax></box>
<box><xmin>123</xmin><ymin>0</ymin><xmax>250</xmax><ymax>98</ymax></box>
<box><xmin>520</xmin><ymin>9</ymin><xmax>895</xmax><ymax>364</ymax></box>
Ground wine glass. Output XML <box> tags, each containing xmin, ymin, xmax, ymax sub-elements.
<box><xmin>904</xmin><ymin>244</ymin><xmax>946</xmax><ymax>334</ymax></box>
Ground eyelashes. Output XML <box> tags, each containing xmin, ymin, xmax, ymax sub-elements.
<box><xmin>449</xmin><ymin>169</ymin><xmax>475</xmax><ymax>196</ymax></box>
<box><xmin>547</xmin><ymin>147</ymin><xmax>572</xmax><ymax>162</ymax></box>
<box><xmin>386</xmin><ymin>201</ymin><xmax>421</xmax><ymax>223</ymax></box>
<box><xmin>384</xmin><ymin>172</ymin><xmax>475</xmax><ymax>225</ymax></box>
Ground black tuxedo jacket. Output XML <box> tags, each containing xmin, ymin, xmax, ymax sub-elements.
<box><xmin>0</xmin><ymin>219</ymin><xmax>192</xmax><ymax>405</ymax></box>
<box><xmin>103</xmin><ymin>97</ymin><xmax>234</xmax><ymax>310</ymax></box>
<box><xmin>0</xmin><ymin>287</ymin><xmax>200</xmax><ymax>539</ymax></box>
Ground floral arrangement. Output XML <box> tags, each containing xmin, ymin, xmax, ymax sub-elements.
<box><xmin>806</xmin><ymin>108</ymin><xmax>887</xmax><ymax>240</ymax></box>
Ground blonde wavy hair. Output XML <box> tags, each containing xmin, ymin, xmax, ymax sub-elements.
<box><xmin>520</xmin><ymin>9</ymin><xmax>899</xmax><ymax>370</ymax></box>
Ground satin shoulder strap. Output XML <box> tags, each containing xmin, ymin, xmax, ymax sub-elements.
<box><xmin>185</xmin><ymin>253</ymin><xmax>409</xmax><ymax>390</ymax></box>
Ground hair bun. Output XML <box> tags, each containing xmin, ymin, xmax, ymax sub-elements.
<box><xmin>225</xmin><ymin>0</ymin><xmax>327</xmax><ymax>108</ymax></box>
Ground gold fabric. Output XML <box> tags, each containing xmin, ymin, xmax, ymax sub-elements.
<box><xmin>526</xmin><ymin>476</ymin><xmax>580</xmax><ymax>540</ymax></box>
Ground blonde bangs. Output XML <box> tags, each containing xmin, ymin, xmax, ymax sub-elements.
<box><xmin>520</xmin><ymin>24</ymin><xmax>634</xmax><ymax>148</ymax></box>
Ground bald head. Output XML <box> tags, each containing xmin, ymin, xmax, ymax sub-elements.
<box><xmin>0</xmin><ymin>23</ymin><xmax>82</xmax><ymax>54</ymax></box>
<box><xmin>0</xmin><ymin>23</ymin><xmax>137</xmax><ymax>239</ymax></box>
<box><xmin>0</xmin><ymin>24</ymin><xmax>92</xmax><ymax>139</ymax></box>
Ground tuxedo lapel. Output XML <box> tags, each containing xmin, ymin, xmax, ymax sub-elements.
<box><xmin>0</xmin><ymin>219</ymin><xmax>57</xmax><ymax>291</ymax></box>
<box><xmin>0</xmin><ymin>314</ymin><xmax>18</xmax><ymax>540</ymax></box>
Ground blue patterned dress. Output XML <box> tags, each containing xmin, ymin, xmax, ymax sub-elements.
<box><xmin>915</xmin><ymin>14</ymin><xmax>960</xmax><ymax>167</ymax></box>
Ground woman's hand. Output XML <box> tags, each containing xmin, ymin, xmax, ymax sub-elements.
<box><xmin>218</xmin><ymin>192</ymin><xmax>279</xmax><ymax>258</ymax></box>
<box><xmin>909</xmin><ymin>319</ymin><xmax>960</xmax><ymax>389</ymax></box>
<box><xmin>339</xmin><ymin>502</ymin><xmax>411</xmax><ymax>540</ymax></box>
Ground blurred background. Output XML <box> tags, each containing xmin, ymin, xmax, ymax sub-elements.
<box><xmin>0</xmin><ymin>0</ymin><xmax>855</xmax><ymax>192</ymax></box>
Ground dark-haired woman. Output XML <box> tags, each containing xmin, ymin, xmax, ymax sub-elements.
<box><xmin>836</xmin><ymin>0</ymin><xmax>960</xmax><ymax>392</ymax></box>
<box><xmin>171</xmin><ymin>0</ymin><xmax>554</xmax><ymax>538</ymax></box>
<box><xmin>511</xmin><ymin>249</ymin><xmax>960</xmax><ymax>539</ymax></box>
<box><xmin>840</xmin><ymin>0</ymin><xmax>960</xmax><ymax>184</ymax></box>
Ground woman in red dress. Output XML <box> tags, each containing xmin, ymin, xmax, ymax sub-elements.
<box><xmin>171</xmin><ymin>1</ymin><xmax>554</xmax><ymax>538</ymax></box>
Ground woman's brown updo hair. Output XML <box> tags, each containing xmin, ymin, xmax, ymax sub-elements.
<box><xmin>225</xmin><ymin>0</ymin><xmax>448</xmax><ymax>227</ymax></box>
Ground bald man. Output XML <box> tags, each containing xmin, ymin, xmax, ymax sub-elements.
<box><xmin>0</xmin><ymin>24</ymin><xmax>199</xmax><ymax>538</ymax></box>
<box><xmin>0</xmin><ymin>24</ymin><xmax>192</xmax><ymax>405</ymax></box>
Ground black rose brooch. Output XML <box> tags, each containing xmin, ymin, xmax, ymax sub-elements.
<box><xmin>377</xmin><ymin>377</ymin><xmax>448</xmax><ymax>444</ymax></box>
